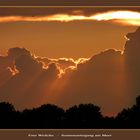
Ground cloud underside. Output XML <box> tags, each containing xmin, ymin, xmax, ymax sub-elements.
<box><xmin>0</xmin><ymin>0</ymin><xmax>139</xmax><ymax>6</ymax></box>
<box><xmin>0</xmin><ymin>11</ymin><xmax>140</xmax><ymax>26</ymax></box>
<box><xmin>0</xmin><ymin>27</ymin><xmax>140</xmax><ymax>116</ymax></box>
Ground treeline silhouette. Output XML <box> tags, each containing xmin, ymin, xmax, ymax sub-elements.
<box><xmin>0</xmin><ymin>96</ymin><xmax>140</xmax><ymax>129</ymax></box>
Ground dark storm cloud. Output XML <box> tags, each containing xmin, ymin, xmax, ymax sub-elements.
<box><xmin>0</xmin><ymin>0</ymin><xmax>139</xmax><ymax>6</ymax></box>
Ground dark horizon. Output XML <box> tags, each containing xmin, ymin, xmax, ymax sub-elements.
<box><xmin>0</xmin><ymin>95</ymin><xmax>140</xmax><ymax>129</ymax></box>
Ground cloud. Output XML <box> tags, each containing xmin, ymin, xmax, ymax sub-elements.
<box><xmin>123</xmin><ymin>27</ymin><xmax>140</xmax><ymax>104</ymax></box>
<box><xmin>8</xmin><ymin>47</ymin><xmax>31</xmax><ymax>59</ymax></box>
<box><xmin>55</xmin><ymin>49</ymin><xmax>126</xmax><ymax>115</ymax></box>
<box><xmin>36</xmin><ymin>57</ymin><xmax>76</xmax><ymax>70</ymax></box>
<box><xmin>0</xmin><ymin>0</ymin><xmax>139</xmax><ymax>6</ymax></box>
<box><xmin>0</xmin><ymin>11</ymin><xmax>140</xmax><ymax>26</ymax></box>
<box><xmin>0</xmin><ymin>7</ymin><xmax>140</xmax><ymax>17</ymax></box>
<box><xmin>0</xmin><ymin>67</ymin><xmax>13</xmax><ymax>87</ymax></box>
<box><xmin>0</xmin><ymin>27</ymin><xmax>140</xmax><ymax>116</ymax></box>
<box><xmin>0</xmin><ymin>53</ymin><xmax>15</xmax><ymax>86</ymax></box>
<box><xmin>15</xmin><ymin>55</ymin><xmax>42</xmax><ymax>74</ymax></box>
<box><xmin>0</xmin><ymin>50</ymin><xmax>61</xmax><ymax>109</ymax></box>
<box><xmin>0</xmin><ymin>47</ymin><xmax>32</xmax><ymax>71</ymax></box>
<box><xmin>0</xmin><ymin>55</ymin><xmax>11</xmax><ymax>71</ymax></box>
<box><xmin>54</xmin><ymin>27</ymin><xmax>140</xmax><ymax>116</ymax></box>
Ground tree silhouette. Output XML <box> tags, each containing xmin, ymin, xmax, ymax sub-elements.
<box><xmin>136</xmin><ymin>96</ymin><xmax>140</xmax><ymax>106</ymax></box>
<box><xmin>0</xmin><ymin>102</ymin><xmax>20</xmax><ymax>128</ymax></box>
<box><xmin>21</xmin><ymin>104</ymin><xmax>65</xmax><ymax>128</ymax></box>
<box><xmin>0</xmin><ymin>96</ymin><xmax>140</xmax><ymax>128</ymax></box>
<box><xmin>0</xmin><ymin>102</ymin><xmax>15</xmax><ymax>112</ymax></box>
<box><xmin>65</xmin><ymin>104</ymin><xmax>103</xmax><ymax>128</ymax></box>
<box><xmin>116</xmin><ymin>95</ymin><xmax>140</xmax><ymax>128</ymax></box>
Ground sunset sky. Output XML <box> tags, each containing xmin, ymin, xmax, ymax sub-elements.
<box><xmin>0</xmin><ymin>7</ymin><xmax>140</xmax><ymax>116</ymax></box>
<box><xmin>0</xmin><ymin>7</ymin><xmax>138</xmax><ymax>59</ymax></box>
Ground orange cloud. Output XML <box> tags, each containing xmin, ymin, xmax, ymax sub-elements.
<box><xmin>1</xmin><ymin>27</ymin><xmax>140</xmax><ymax>115</ymax></box>
<box><xmin>0</xmin><ymin>11</ymin><xmax>140</xmax><ymax>26</ymax></box>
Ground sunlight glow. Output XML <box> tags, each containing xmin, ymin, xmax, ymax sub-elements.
<box><xmin>0</xmin><ymin>11</ymin><xmax>140</xmax><ymax>26</ymax></box>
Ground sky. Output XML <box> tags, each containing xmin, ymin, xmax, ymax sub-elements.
<box><xmin>0</xmin><ymin>7</ymin><xmax>138</xmax><ymax>59</ymax></box>
<box><xmin>0</xmin><ymin>7</ymin><xmax>140</xmax><ymax>116</ymax></box>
